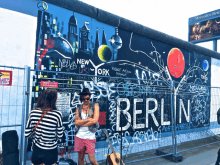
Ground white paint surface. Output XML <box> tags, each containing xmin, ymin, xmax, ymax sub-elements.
<box><xmin>0</xmin><ymin>7</ymin><xmax>37</xmax><ymax>68</ymax></box>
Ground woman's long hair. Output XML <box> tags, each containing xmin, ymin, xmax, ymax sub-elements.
<box><xmin>36</xmin><ymin>88</ymin><xmax>57</xmax><ymax>117</ymax></box>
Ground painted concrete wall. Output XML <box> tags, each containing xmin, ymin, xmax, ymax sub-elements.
<box><xmin>1</xmin><ymin>0</ymin><xmax>220</xmax><ymax>163</ymax></box>
<box><xmin>29</xmin><ymin>2</ymin><xmax>220</xmax><ymax>162</ymax></box>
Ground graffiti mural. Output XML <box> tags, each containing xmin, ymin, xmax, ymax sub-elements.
<box><xmin>30</xmin><ymin>2</ymin><xmax>211</xmax><ymax>159</ymax></box>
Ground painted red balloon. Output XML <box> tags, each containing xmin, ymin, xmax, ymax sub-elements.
<box><xmin>167</xmin><ymin>48</ymin><xmax>185</xmax><ymax>78</ymax></box>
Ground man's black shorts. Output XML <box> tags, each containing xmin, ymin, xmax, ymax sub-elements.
<box><xmin>32</xmin><ymin>143</ymin><xmax>58</xmax><ymax>165</ymax></box>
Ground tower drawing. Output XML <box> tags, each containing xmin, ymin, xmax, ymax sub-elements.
<box><xmin>79</xmin><ymin>22</ymin><xmax>90</xmax><ymax>55</ymax></box>
<box><xmin>109</xmin><ymin>27</ymin><xmax>122</xmax><ymax>61</ymax></box>
<box><xmin>102</xmin><ymin>28</ymin><xmax>107</xmax><ymax>45</ymax></box>
<box><xmin>41</xmin><ymin>12</ymin><xmax>51</xmax><ymax>49</ymax></box>
<box><xmin>51</xmin><ymin>16</ymin><xmax>58</xmax><ymax>37</ymax></box>
<box><xmin>68</xmin><ymin>12</ymin><xmax>78</xmax><ymax>53</ymax></box>
<box><xmin>93</xmin><ymin>28</ymin><xmax>100</xmax><ymax>56</ymax></box>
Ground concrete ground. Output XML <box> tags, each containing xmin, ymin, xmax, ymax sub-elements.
<box><xmin>101</xmin><ymin>135</ymin><xmax>220</xmax><ymax>165</ymax></box>
<box><xmin>125</xmin><ymin>143</ymin><xmax>219</xmax><ymax>165</ymax></box>
<box><xmin>26</xmin><ymin>135</ymin><xmax>220</xmax><ymax>165</ymax></box>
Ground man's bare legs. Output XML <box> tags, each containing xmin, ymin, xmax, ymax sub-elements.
<box><xmin>88</xmin><ymin>154</ymin><xmax>99</xmax><ymax>165</ymax></box>
<box><xmin>78</xmin><ymin>150</ymin><xmax>86</xmax><ymax>165</ymax></box>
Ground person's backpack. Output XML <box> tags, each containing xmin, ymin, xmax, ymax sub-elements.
<box><xmin>75</xmin><ymin>102</ymin><xmax>99</xmax><ymax>133</ymax></box>
<box><xmin>2</xmin><ymin>130</ymin><xmax>20</xmax><ymax>165</ymax></box>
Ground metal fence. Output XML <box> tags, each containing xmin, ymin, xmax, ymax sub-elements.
<box><xmin>0</xmin><ymin>65</ymin><xmax>29</xmax><ymax>165</ymax></box>
<box><xmin>1</xmin><ymin>65</ymin><xmax>220</xmax><ymax>165</ymax></box>
<box><xmin>174</xmin><ymin>82</ymin><xmax>220</xmax><ymax>157</ymax></box>
<box><xmin>25</xmin><ymin>68</ymin><xmax>176</xmax><ymax>165</ymax></box>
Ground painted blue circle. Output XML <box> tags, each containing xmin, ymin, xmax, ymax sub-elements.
<box><xmin>203</xmin><ymin>60</ymin><xmax>209</xmax><ymax>71</ymax></box>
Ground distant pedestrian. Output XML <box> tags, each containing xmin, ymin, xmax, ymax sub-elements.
<box><xmin>216</xmin><ymin>149</ymin><xmax>220</xmax><ymax>165</ymax></box>
<box><xmin>216</xmin><ymin>108</ymin><xmax>220</xmax><ymax>165</ymax></box>
<box><xmin>25</xmin><ymin>88</ymin><xmax>63</xmax><ymax>165</ymax></box>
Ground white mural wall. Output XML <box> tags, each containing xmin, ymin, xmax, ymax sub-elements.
<box><xmin>0</xmin><ymin>7</ymin><xmax>37</xmax><ymax>68</ymax></box>
<box><xmin>0</xmin><ymin>6</ymin><xmax>37</xmax><ymax>152</ymax></box>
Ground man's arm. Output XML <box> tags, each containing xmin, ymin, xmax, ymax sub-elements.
<box><xmin>75</xmin><ymin>108</ymin><xmax>91</xmax><ymax>126</ymax></box>
<box><xmin>81</xmin><ymin>103</ymin><xmax>99</xmax><ymax>127</ymax></box>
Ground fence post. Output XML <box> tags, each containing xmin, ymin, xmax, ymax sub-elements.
<box><xmin>20</xmin><ymin>65</ymin><xmax>30</xmax><ymax>165</ymax></box>
<box><xmin>119</xmin><ymin>98</ymin><xmax>123</xmax><ymax>163</ymax></box>
<box><xmin>173</xmin><ymin>80</ymin><xmax>177</xmax><ymax>156</ymax></box>
<box><xmin>170</xmin><ymin>80</ymin><xmax>175</xmax><ymax>155</ymax></box>
<box><xmin>24</xmin><ymin>66</ymin><xmax>30</xmax><ymax>165</ymax></box>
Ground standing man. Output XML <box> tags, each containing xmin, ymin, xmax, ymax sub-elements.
<box><xmin>74</xmin><ymin>88</ymin><xmax>100</xmax><ymax>165</ymax></box>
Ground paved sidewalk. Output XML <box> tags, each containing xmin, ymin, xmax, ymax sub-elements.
<box><xmin>26</xmin><ymin>145</ymin><xmax>219</xmax><ymax>165</ymax></box>
<box><xmin>126</xmin><ymin>144</ymin><xmax>219</xmax><ymax>165</ymax></box>
<box><xmin>100</xmin><ymin>135</ymin><xmax>220</xmax><ymax>165</ymax></box>
<box><xmin>26</xmin><ymin>136</ymin><xmax>220</xmax><ymax>165</ymax></box>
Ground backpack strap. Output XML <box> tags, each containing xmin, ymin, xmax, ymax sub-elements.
<box><xmin>34</xmin><ymin>108</ymin><xmax>51</xmax><ymax>132</ymax></box>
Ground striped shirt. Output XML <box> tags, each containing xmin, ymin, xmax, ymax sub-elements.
<box><xmin>25</xmin><ymin>109</ymin><xmax>63</xmax><ymax>150</ymax></box>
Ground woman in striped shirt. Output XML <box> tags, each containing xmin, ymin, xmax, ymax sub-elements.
<box><xmin>25</xmin><ymin>88</ymin><xmax>63</xmax><ymax>165</ymax></box>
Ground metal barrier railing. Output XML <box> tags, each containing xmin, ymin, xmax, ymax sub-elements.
<box><xmin>25</xmin><ymin>68</ymin><xmax>174</xmax><ymax>164</ymax></box>
<box><xmin>0</xmin><ymin>65</ymin><xmax>27</xmax><ymax>165</ymax></box>
<box><xmin>1</xmin><ymin>65</ymin><xmax>220</xmax><ymax>165</ymax></box>
<box><xmin>23</xmin><ymin>68</ymin><xmax>220</xmax><ymax>164</ymax></box>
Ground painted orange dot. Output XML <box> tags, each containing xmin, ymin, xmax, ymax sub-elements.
<box><xmin>167</xmin><ymin>48</ymin><xmax>185</xmax><ymax>78</ymax></box>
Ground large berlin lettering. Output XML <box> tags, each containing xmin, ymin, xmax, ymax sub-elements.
<box><xmin>116</xmin><ymin>97</ymin><xmax>191</xmax><ymax>131</ymax></box>
<box><xmin>67</xmin><ymin>79</ymin><xmax>192</xmax><ymax>131</ymax></box>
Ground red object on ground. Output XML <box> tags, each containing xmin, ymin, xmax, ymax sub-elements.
<box><xmin>167</xmin><ymin>48</ymin><xmax>185</xmax><ymax>78</ymax></box>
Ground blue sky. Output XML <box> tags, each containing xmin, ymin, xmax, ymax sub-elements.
<box><xmin>80</xmin><ymin>0</ymin><xmax>220</xmax><ymax>52</ymax></box>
